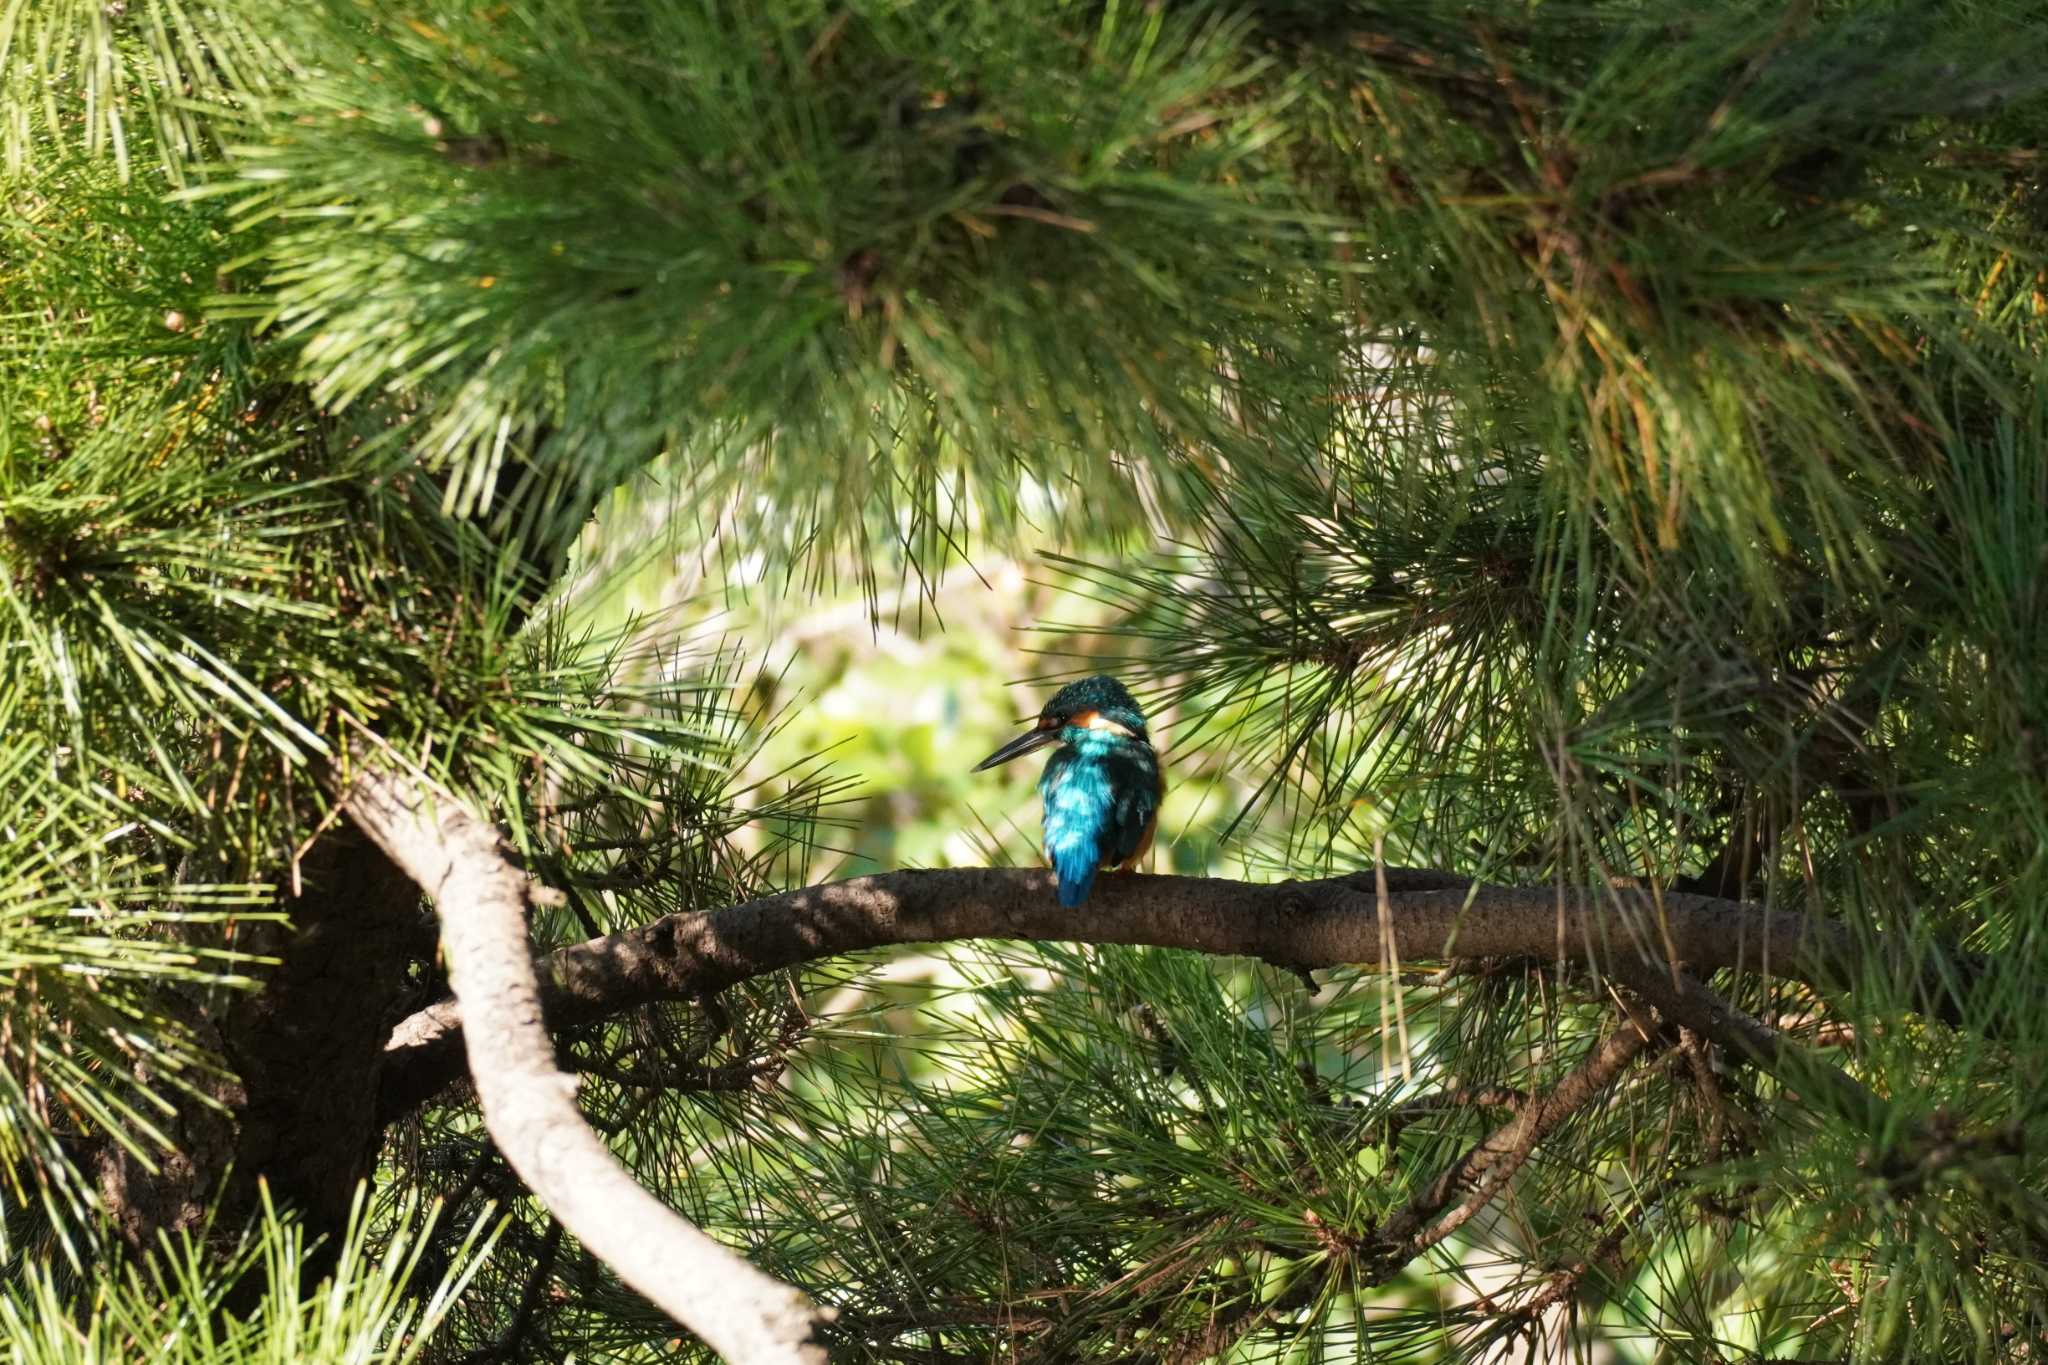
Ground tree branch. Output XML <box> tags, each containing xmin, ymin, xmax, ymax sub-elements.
<box><xmin>1604</xmin><ymin>957</ymin><xmax>1890</xmax><ymax>1127</ymax></box>
<box><xmin>379</xmin><ymin>866</ymin><xmax>1981</xmax><ymax>1121</ymax></box>
<box><xmin>340</xmin><ymin>762</ymin><xmax>828</xmax><ymax>1364</ymax></box>
<box><xmin>1368</xmin><ymin>1007</ymin><xmax>1661</xmax><ymax>1262</ymax></box>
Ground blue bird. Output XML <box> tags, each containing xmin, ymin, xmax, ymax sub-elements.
<box><xmin>973</xmin><ymin>675</ymin><xmax>1163</xmax><ymax>908</ymax></box>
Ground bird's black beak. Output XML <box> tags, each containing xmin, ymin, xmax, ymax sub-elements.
<box><xmin>972</xmin><ymin>724</ymin><xmax>1057</xmax><ymax>772</ymax></box>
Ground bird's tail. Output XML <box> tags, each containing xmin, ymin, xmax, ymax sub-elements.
<box><xmin>1049</xmin><ymin>842</ymin><xmax>1100</xmax><ymax>909</ymax></box>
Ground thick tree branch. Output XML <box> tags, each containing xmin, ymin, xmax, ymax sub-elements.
<box><xmin>341</xmin><ymin>763</ymin><xmax>827</xmax><ymax>1364</ymax></box>
<box><xmin>380</xmin><ymin>865</ymin><xmax>1979</xmax><ymax>1121</ymax></box>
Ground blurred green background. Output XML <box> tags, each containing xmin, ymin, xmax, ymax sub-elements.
<box><xmin>562</xmin><ymin>476</ymin><xmax>1262</xmax><ymax>891</ymax></box>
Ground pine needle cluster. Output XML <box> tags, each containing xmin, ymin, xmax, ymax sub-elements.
<box><xmin>2</xmin><ymin>0</ymin><xmax>2046</xmax><ymax>1360</ymax></box>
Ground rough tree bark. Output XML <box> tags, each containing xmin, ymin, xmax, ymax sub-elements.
<box><xmin>221</xmin><ymin>832</ymin><xmax>427</xmax><ymax>1237</ymax></box>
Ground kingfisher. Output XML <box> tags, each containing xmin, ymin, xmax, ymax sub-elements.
<box><xmin>973</xmin><ymin>675</ymin><xmax>1163</xmax><ymax>908</ymax></box>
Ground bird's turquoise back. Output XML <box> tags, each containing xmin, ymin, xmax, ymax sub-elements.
<box><xmin>1041</xmin><ymin>729</ymin><xmax>1161</xmax><ymax>908</ymax></box>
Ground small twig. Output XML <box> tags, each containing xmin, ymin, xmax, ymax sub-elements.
<box><xmin>1370</xmin><ymin>1014</ymin><xmax>1661</xmax><ymax>1267</ymax></box>
<box><xmin>584</xmin><ymin>1020</ymin><xmax>806</xmax><ymax>1136</ymax></box>
<box><xmin>1374</xmin><ymin>835</ymin><xmax>1413</xmax><ymax>1084</ymax></box>
<box><xmin>1152</xmin><ymin>1241</ymin><xmax>1355</xmax><ymax>1365</ymax></box>
<box><xmin>438</xmin><ymin>1135</ymin><xmax>510</xmax><ymax>1218</ymax></box>
<box><xmin>983</xmin><ymin>202</ymin><xmax>1095</xmax><ymax>232</ymax></box>
<box><xmin>1382</xmin><ymin>1084</ymin><xmax>1529</xmax><ymax>1146</ymax></box>
<box><xmin>1605</xmin><ymin>959</ymin><xmax>1888</xmax><ymax>1127</ymax></box>
<box><xmin>459</xmin><ymin>1217</ymin><xmax>564</xmax><ymax>1364</ymax></box>
<box><xmin>1159</xmin><ymin>1296</ymin><xmax>1269</xmax><ymax>1365</ymax></box>
<box><xmin>1862</xmin><ymin>1112</ymin><xmax>2025</xmax><ymax>1200</ymax></box>
<box><xmin>1678</xmin><ymin>1026</ymin><xmax>1736</xmax><ymax>1158</ymax></box>
<box><xmin>1488</xmin><ymin>1119</ymin><xmax>1692</xmax><ymax>1349</ymax></box>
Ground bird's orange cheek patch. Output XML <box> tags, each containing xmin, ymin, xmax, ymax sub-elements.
<box><xmin>1069</xmin><ymin>709</ymin><xmax>1136</xmax><ymax>737</ymax></box>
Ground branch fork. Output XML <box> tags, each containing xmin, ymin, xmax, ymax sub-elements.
<box><xmin>342</xmin><ymin>761</ymin><xmax>829</xmax><ymax>1365</ymax></box>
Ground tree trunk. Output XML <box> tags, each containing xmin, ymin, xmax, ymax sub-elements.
<box><xmin>96</xmin><ymin>831</ymin><xmax>426</xmax><ymax>1259</ymax></box>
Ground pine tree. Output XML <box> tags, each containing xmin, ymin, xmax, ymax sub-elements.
<box><xmin>4</xmin><ymin>1</ymin><xmax>2047</xmax><ymax>1360</ymax></box>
